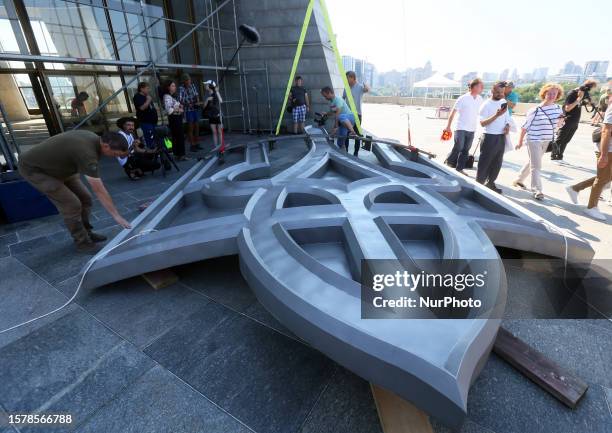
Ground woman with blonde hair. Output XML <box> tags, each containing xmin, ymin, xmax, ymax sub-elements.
<box><xmin>512</xmin><ymin>83</ymin><xmax>565</xmax><ymax>200</ymax></box>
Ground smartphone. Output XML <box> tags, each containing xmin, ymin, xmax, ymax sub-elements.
<box><xmin>500</xmin><ymin>102</ymin><xmax>508</xmax><ymax>110</ymax></box>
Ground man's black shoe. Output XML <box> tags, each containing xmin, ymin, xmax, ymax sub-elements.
<box><xmin>88</xmin><ymin>231</ymin><xmax>107</xmax><ymax>243</ymax></box>
<box><xmin>75</xmin><ymin>240</ymin><xmax>103</xmax><ymax>254</ymax></box>
<box><xmin>486</xmin><ymin>184</ymin><xmax>503</xmax><ymax>194</ymax></box>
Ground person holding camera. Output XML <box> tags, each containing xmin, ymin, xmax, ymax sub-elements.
<box><xmin>512</xmin><ymin>83</ymin><xmax>564</xmax><ymax>200</ymax></box>
<box><xmin>551</xmin><ymin>79</ymin><xmax>598</xmax><ymax>161</ymax></box>
<box><xmin>116</xmin><ymin>117</ymin><xmax>161</xmax><ymax>180</ymax></box>
<box><xmin>202</xmin><ymin>80</ymin><xmax>223</xmax><ymax>148</ymax></box>
<box><xmin>163</xmin><ymin>80</ymin><xmax>188</xmax><ymax>161</ymax></box>
<box><xmin>321</xmin><ymin>86</ymin><xmax>357</xmax><ymax>150</ymax></box>
<box><xmin>476</xmin><ymin>81</ymin><xmax>511</xmax><ymax>193</ymax></box>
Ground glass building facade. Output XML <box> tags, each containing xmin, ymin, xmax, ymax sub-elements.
<box><xmin>0</xmin><ymin>0</ymin><xmax>244</xmax><ymax>149</ymax></box>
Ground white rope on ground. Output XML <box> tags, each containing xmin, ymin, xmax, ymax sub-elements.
<box><xmin>0</xmin><ymin>229</ymin><xmax>158</xmax><ymax>335</ymax></box>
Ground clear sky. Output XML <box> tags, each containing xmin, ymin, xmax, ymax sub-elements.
<box><xmin>325</xmin><ymin>0</ymin><xmax>611</xmax><ymax>77</ymax></box>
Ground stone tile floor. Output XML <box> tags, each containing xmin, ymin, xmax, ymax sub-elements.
<box><xmin>0</xmin><ymin>132</ymin><xmax>610</xmax><ymax>433</ymax></box>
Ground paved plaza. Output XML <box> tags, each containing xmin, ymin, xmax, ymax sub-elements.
<box><xmin>361</xmin><ymin>102</ymin><xmax>611</xmax><ymax>259</ymax></box>
<box><xmin>0</xmin><ymin>124</ymin><xmax>610</xmax><ymax>433</ymax></box>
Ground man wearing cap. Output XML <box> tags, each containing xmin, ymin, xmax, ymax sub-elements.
<box><xmin>18</xmin><ymin>130</ymin><xmax>132</xmax><ymax>253</ymax></box>
<box><xmin>178</xmin><ymin>73</ymin><xmax>202</xmax><ymax>153</ymax></box>
<box><xmin>503</xmin><ymin>81</ymin><xmax>519</xmax><ymax>116</ymax></box>
<box><xmin>476</xmin><ymin>81</ymin><xmax>511</xmax><ymax>193</ymax></box>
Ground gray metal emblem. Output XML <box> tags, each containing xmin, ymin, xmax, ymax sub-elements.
<box><xmin>81</xmin><ymin>128</ymin><xmax>593</xmax><ymax>428</ymax></box>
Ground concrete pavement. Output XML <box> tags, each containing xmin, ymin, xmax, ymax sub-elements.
<box><xmin>361</xmin><ymin>103</ymin><xmax>611</xmax><ymax>259</ymax></box>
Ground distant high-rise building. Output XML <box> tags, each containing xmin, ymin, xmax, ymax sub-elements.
<box><xmin>364</xmin><ymin>62</ymin><xmax>377</xmax><ymax>86</ymax></box>
<box><xmin>521</xmin><ymin>72</ymin><xmax>534</xmax><ymax>81</ymax></box>
<box><xmin>584</xmin><ymin>60</ymin><xmax>609</xmax><ymax>82</ymax></box>
<box><xmin>562</xmin><ymin>61</ymin><xmax>576</xmax><ymax>75</ymax></box>
<box><xmin>444</xmin><ymin>72</ymin><xmax>455</xmax><ymax>80</ymax></box>
<box><xmin>461</xmin><ymin>71</ymin><xmax>478</xmax><ymax>87</ymax></box>
<box><xmin>353</xmin><ymin>58</ymin><xmax>365</xmax><ymax>82</ymax></box>
<box><xmin>424</xmin><ymin>61</ymin><xmax>432</xmax><ymax>76</ymax></box>
<box><xmin>482</xmin><ymin>72</ymin><xmax>498</xmax><ymax>82</ymax></box>
<box><xmin>532</xmin><ymin>67</ymin><xmax>549</xmax><ymax>81</ymax></box>
<box><xmin>499</xmin><ymin>69</ymin><xmax>509</xmax><ymax>81</ymax></box>
<box><xmin>342</xmin><ymin>56</ymin><xmax>355</xmax><ymax>73</ymax></box>
<box><xmin>510</xmin><ymin>69</ymin><xmax>519</xmax><ymax>81</ymax></box>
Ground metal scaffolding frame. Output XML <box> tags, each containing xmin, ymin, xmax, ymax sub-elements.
<box><xmin>0</xmin><ymin>0</ymin><xmax>247</xmax><ymax>143</ymax></box>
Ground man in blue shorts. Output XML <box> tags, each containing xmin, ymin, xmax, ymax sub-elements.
<box><xmin>321</xmin><ymin>86</ymin><xmax>356</xmax><ymax>151</ymax></box>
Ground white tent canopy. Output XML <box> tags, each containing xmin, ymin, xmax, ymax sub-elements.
<box><xmin>413</xmin><ymin>73</ymin><xmax>461</xmax><ymax>88</ymax></box>
<box><xmin>411</xmin><ymin>73</ymin><xmax>462</xmax><ymax>104</ymax></box>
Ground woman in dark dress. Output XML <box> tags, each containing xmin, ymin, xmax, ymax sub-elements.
<box><xmin>203</xmin><ymin>80</ymin><xmax>223</xmax><ymax>147</ymax></box>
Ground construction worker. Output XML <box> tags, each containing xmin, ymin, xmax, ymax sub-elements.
<box><xmin>18</xmin><ymin>130</ymin><xmax>132</xmax><ymax>253</ymax></box>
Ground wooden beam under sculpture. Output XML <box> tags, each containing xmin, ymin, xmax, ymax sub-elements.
<box><xmin>80</xmin><ymin>128</ymin><xmax>593</xmax><ymax>428</ymax></box>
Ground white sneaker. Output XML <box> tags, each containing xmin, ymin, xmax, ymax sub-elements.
<box><xmin>584</xmin><ymin>207</ymin><xmax>607</xmax><ymax>221</ymax></box>
<box><xmin>565</xmin><ymin>186</ymin><xmax>579</xmax><ymax>204</ymax></box>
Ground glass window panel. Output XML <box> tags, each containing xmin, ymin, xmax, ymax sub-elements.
<box><xmin>0</xmin><ymin>19</ymin><xmax>20</xmax><ymax>52</ymax></box>
<box><xmin>143</xmin><ymin>1</ymin><xmax>170</xmax><ymax>63</ymax></box>
<box><xmin>125</xmin><ymin>13</ymin><xmax>149</xmax><ymax>61</ymax></box>
<box><xmin>0</xmin><ymin>1</ymin><xmax>29</xmax><ymax>54</ymax></box>
<box><xmin>25</xmin><ymin>0</ymin><xmax>115</xmax><ymax>60</ymax></box>
<box><xmin>19</xmin><ymin>87</ymin><xmax>39</xmax><ymax>110</ymax></box>
<box><xmin>97</xmin><ymin>75</ymin><xmax>129</xmax><ymax>115</ymax></box>
<box><xmin>13</xmin><ymin>74</ymin><xmax>31</xmax><ymax>86</ymax></box>
<box><xmin>109</xmin><ymin>9</ymin><xmax>132</xmax><ymax>61</ymax></box>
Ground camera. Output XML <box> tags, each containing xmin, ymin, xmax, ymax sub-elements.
<box><xmin>313</xmin><ymin>112</ymin><xmax>329</xmax><ymax>127</ymax></box>
<box><xmin>578</xmin><ymin>83</ymin><xmax>596</xmax><ymax>107</ymax></box>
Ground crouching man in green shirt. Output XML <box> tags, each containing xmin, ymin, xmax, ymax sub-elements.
<box><xmin>18</xmin><ymin>130</ymin><xmax>132</xmax><ymax>253</ymax></box>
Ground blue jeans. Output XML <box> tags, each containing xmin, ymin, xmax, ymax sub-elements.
<box><xmin>337</xmin><ymin>113</ymin><xmax>355</xmax><ymax>151</ymax></box>
<box><xmin>446</xmin><ymin>130</ymin><xmax>475</xmax><ymax>171</ymax></box>
<box><xmin>140</xmin><ymin>122</ymin><xmax>156</xmax><ymax>149</ymax></box>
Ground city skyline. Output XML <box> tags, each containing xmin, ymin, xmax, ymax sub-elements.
<box><xmin>326</xmin><ymin>0</ymin><xmax>611</xmax><ymax>78</ymax></box>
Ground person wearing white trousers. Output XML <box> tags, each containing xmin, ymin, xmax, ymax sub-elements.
<box><xmin>513</xmin><ymin>83</ymin><xmax>565</xmax><ymax>200</ymax></box>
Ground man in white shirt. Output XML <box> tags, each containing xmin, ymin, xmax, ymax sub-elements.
<box><xmin>444</xmin><ymin>78</ymin><xmax>483</xmax><ymax>172</ymax></box>
<box><xmin>476</xmin><ymin>81</ymin><xmax>511</xmax><ymax>193</ymax></box>
<box><xmin>342</xmin><ymin>71</ymin><xmax>370</xmax><ymax>156</ymax></box>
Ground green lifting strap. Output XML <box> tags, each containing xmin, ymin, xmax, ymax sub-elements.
<box><xmin>274</xmin><ymin>0</ymin><xmax>315</xmax><ymax>136</ymax></box>
<box><xmin>274</xmin><ymin>0</ymin><xmax>362</xmax><ymax>136</ymax></box>
<box><xmin>319</xmin><ymin>0</ymin><xmax>362</xmax><ymax>135</ymax></box>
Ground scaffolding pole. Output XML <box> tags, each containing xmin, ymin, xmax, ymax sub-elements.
<box><xmin>73</xmin><ymin>0</ymin><xmax>232</xmax><ymax>130</ymax></box>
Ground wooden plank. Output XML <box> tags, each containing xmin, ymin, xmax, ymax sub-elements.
<box><xmin>141</xmin><ymin>268</ymin><xmax>179</xmax><ymax>290</ymax></box>
<box><xmin>370</xmin><ymin>384</ymin><xmax>434</xmax><ymax>433</ymax></box>
<box><xmin>493</xmin><ymin>327</ymin><xmax>588</xmax><ymax>408</ymax></box>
